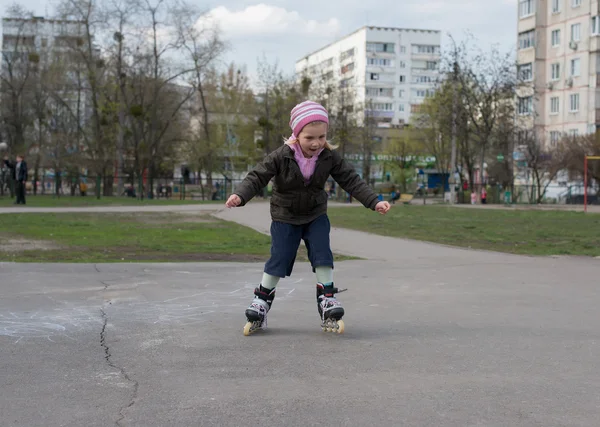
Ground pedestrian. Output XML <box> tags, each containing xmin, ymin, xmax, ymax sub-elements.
<box><xmin>3</xmin><ymin>154</ymin><xmax>28</xmax><ymax>204</ymax></box>
<box><xmin>225</xmin><ymin>100</ymin><xmax>391</xmax><ymax>335</ymax></box>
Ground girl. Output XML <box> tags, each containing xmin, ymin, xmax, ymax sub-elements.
<box><xmin>225</xmin><ymin>101</ymin><xmax>391</xmax><ymax>334</ymax></box>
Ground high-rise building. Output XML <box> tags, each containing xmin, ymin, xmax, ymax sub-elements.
<box><xmin>295</xmin><ymin>26</ymin><xmax>441</xmax><ymax>128</ymax></box>
<box><xmin>517</xmin><ymin>0</ymin><xmax>600</xmax><ymax>145</ymax></box>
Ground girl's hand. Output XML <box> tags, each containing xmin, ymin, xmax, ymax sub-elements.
<box><xmin>375</xmin><ymin>201</ymin><xmax>391</xmax><ymax>215</ymax></box>
<box><xmin>225</xmin><ymin>194</ymin><xmax>242</xmax><ymax>208</ymax></box>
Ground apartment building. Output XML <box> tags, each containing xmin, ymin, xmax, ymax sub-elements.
<box><xmin>1</xmin><ymin>16</ymin><xmax>96</xmax><ymax>127</ymax></box>
<box><xmin>295</xmin><ymin>26</ymin><xmax>441</xmax><ymax>128</ymax></box>
<box><xmin>517</xmin><ymin>0</ymin><xmax>600</xmax><ymax>145</ymax></box>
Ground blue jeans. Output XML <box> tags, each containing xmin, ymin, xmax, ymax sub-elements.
<box><xmin>264</xmin><ymin>214</ymin><xmax>334</xmax><ymax>278</ymax></box>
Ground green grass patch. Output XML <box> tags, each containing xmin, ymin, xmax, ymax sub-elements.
<box><xmin>0</xmin><ymin>195</ymin><xmax>222</xmax><ymax>208</ymax></box>
<box><xmin>0</xmin><ymin>212</ymin><xmax>356</xmax><ymax>263</ymax></box>
<box><xmin>327</xmin><ymin>205</ymin><xmax>600</xmax><ymax>257</ymax></box>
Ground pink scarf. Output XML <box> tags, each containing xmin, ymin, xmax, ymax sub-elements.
<box><xmin>286</xmin><ymin>141</ymin><xmax>323</xmax><ymax>182</ymax></box>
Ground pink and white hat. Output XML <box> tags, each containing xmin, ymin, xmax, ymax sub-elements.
<box><xmin>289</xmin><ymin>101</ymin><xmax>329</xmax><ymax>139</ymax></box>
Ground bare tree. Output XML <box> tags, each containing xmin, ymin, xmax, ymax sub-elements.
<box><xmin>175</xmin><ymin>1</ymin><xmax>226</xmax><ymax>192</ymax></box>
<box><xmin>0</xmin><ymin>7</ymin><xmax>37</xmax><ymax>154</ymax></box>
<box><xmin>519</xmin><ymin>129</ymin><xmax>567</xmax><ymax>203</ymax></box>
<box><xmin>448</xmin><ymin>35</ymin><xmax>516</xmax><ymax>192</ymax></box>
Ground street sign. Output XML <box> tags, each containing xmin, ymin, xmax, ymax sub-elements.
<box><xmin>497</xmin><ymin>154</ymin><xmax>505</xmax><ymax>162</ymax></box>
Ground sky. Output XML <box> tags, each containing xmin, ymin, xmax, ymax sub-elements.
<box><xmin>0</xmin><ymin>0</ymin><xmax>519</xmax><ymax>84</ymax></box>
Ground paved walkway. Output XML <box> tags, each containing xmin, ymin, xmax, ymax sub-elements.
<box><xmin>2</xmin><ymin>201</ymin><xmax>600</xmax><ymax>426</ymax></box>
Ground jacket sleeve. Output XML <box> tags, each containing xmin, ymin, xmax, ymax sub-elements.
<box><xmin>330</xmin><ymin>150</ymin><xmax>379</xmax><ymax>210</ymax></box>
<box><xmin>234</xmin><ymin>149</ymin><xmax>280</xmax><ymax>206</ymax></box>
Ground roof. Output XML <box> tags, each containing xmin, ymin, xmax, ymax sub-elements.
<box><xmin>296</xmin><ymin>25</ymin><xmax>441</xmax><ymax>64</ymax></box>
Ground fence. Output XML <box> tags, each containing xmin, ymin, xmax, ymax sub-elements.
<box><xmin>453</xmin><ymin>184</ymin><xmax>598</xmax><ymax>205</ymax></box>
<box><xmin>0</xmin><ymin>173</ymin><xmax>255</xmax><ymax>201</ymax></box>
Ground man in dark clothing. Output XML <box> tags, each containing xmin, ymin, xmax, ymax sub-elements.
<box><xmin>4</xmin><ymin>154</ymin><xmax>28</xmax><ymax>204</ymax></box>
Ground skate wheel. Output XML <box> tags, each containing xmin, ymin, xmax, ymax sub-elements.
<box><xmin>243</xmin><ymin>322</ymin><xmax>253</xmax><ymax>336</ymax></box>
<box><xmin>336</xmin><ymin>320</ymin><xmax>345</xmax><ymax>334</ymax></box>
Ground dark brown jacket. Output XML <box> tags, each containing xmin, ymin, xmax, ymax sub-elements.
<box><xmin>234</xmin><ymin>144</ymin><xmax>379</xmax><ymax>225</ymax></box>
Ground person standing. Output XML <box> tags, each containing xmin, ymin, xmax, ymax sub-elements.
<box><xmin>4</xmin><ymin>154</ymin><xmax>28</xmax><ymax>204</ymax></box>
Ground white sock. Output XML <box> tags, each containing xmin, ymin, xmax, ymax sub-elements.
<box><xmin>261</xmin><ymin>272</ymin><xmax>280</xmax><ymax>290</ymax></box>
<box><xmin>315</xmin><ymin>266</ymin><xmax>333</xmax><ymax>285</ymax></box>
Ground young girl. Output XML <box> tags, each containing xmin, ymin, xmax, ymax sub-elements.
<box><xmin>225</xmin><ymin>100</ymin><xmax>391</xmax><ymax>335</ymax></box>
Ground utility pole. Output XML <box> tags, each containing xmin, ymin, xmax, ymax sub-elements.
<box><xmin>449</xmin><ymin>60</ymin><xmax>458</xmax><ymax>205</ymax></box>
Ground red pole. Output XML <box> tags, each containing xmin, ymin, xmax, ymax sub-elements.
<box><xmin>584</xmin><ymin>156</ymin><xmax>588</xmax><ymax>213</ymax></box>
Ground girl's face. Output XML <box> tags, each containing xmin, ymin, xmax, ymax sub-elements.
<box><xmin>297</xmin><ymin>122</ymin><xmax>328</xmax><ymax>158</ymax></box>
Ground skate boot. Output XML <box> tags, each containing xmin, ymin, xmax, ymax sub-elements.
<box><xmin>243</xmin><ymin>285</ymin><xmax>275</xmax><ymax>336</ymax></box>
<box><xmin>316</xmin><ymin>282</ymin><xmax>346</xmax><ymax>334</ymax></box>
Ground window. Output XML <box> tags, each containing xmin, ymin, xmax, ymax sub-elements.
<box><xmin>518</xmin><ymin>96</ymin><xmax>533</xmax><ymax>115</ymax></box>
<box><xmin>414</xmin><ymin>45</ymin><xmax>440</xmax><ymax>54</ymax></box>
<box><xmin>399</xmin><ymin>75</ymin><xmax>406</xmax><ymax>83</ymax></box>
<box><xmin>569</xmin><ymin>93</ymin><xmax>580</xmax><ymax>112</ymax></box>
<box><xmin>372</xmin><ymin>103</ymin><xmax>393</xmax><ymax>111</ymax></box>
<box><xmin>551</xmin><ymin>29</ymin><xmax>560</xmax><ymax>46</ymax></box>
<box><xmin>370</xmin><ymin>73</ymin><xmax>379</xmax><ymax>81</ymax></box>
<box><xmin>366</xmin><ymin>88</ymin><xmax>394</xmax><ymax>97</ymax></box>
<box><xmin>518</xmin><ymin>63</ymin><xmax>533</xmax><ymax>81</ymax></box>
<box><xmin>552</xmin><ymin>0</ymin><xmax>560</xmax><ymax>12</ymax></box>
<box><xmin>415</xmin><ymin>89</ymin><xmax>435</xmax><ymax>98</ymax></box>
<box><xmin>368</xmin><ymin>58</ymin><xmax>393</xmax><ymax>67</ymax></box>
<box><xmin>414</xmin><ymin>75</ymin><xmax>434</xmax><ymax>83</ymax></box>
<box><xmin>519</xmin><ymin>30</ymin><xmax>535</xmax><ymax>49</ymax></box>
<box><xmin>550</xmin><ymin>97</ymin><xmax>560</xmax><ymax>114</ymax></box>
<box><xmin>572</xmin><ymin>0</ymin><xmax>581</xmax><ymax>6</ymax></box>
<box><xmin>519</xmin><ymin>0</ymin><xmax>534</xmax><ymax>17</ymax></box>
<box><xmin>569</xmin><ymin>129</ymin><xmax>579</xmax><ymax>137</ymax></box>
<box><xmin>341</xmin><ymin>62</ymin><xmax>354</xmax><ymax>74</ymax></box>
<box><xmin>340</xmin><ymin>48</ymin><xmax>355</xmax><ymax>60</ymax></box>
<box><xmin>571</xmin><ymin>23</ymin><xmax>581</xmax><ymax>41</ymax></box>
<box><xmin>41</xmin><ymin>38</ymin><xmax>48</xmax><ymax>47</ymax></box>
<box><xmin>550</xmin><ymin>131</ymin><xmax>561</xmax><ymax>146</ymax></box>
<box><xmin>399</xmin><ymin>90</ymin><xmax>405</xmax><ymax>98</ymax></box>
<box><xmin>426</xmin><ymin>61</ymin><xmax>438</xmax><ymax>70</ymax></box>
<box><xmin>399</xmin><ymin>61</ymin><xmax>406</xmax><ymax>68</ymax></box>
<box><xmin>399</xmin><ymin>104</ymin><xmax>405</xmax><ymax>112</ymax></box>
<box><xmin>551</xmin><ymin>63</ymin><xmax>561</xmax><ymax>80</ymax></box>
<box><xmin>366</xmin><ymin>42</ymin><xmax>395</xmax><ymax>53</ymax></box>
<box><xmin>571</xmin><ymin>58</ymin><xmax>581</xmax><ymax>76</ymax></box>
<box><xmin>593</xmin><ymin>16</ymin><xmax>600</xmax><ymax>35</ymax></box>
<box><xmin>400</xmin><ymin>46</ymin><xmax>406</xmax><ymax>53</ymax></box>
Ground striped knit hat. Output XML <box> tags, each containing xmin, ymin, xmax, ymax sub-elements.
<box><xmin>289</xmin><ymin>101</ymin><xmax>329</xmax><ymax>139</ymax></box>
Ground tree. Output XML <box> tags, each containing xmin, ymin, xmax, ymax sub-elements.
<box><xmin>176</xmin><ymin>1</ymin><xmax>226</xmax><ymax>192</ymax></box>
<box><xmin>447</xmin><ymin>35</ymin><xmax>516</xmax><ymax>191</ymax></box>
<box><xmin>384</xmin><ymin>127</ymin><xmax>426</xmax><ymax>192</ymax></box>
<box><xmin>564</xmin><ymin>132</ymin><xmax>600</xmax><ymax>197</ymax></box>
<box><xmin>0</xmin><ymin>7</ymin><xmax>38</xmax><ymax>155</ymax></box>
<box><xmin>519</xmin><ymin>129</ymin><xmax>567</xmax><ymax>203</ymax></box>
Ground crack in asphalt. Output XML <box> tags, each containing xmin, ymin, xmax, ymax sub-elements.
<box><xmin>100</xmin><ymin>305</ymin><xmax>139</xmax><ymax>427</ymax></box>
<box><xmin>96</xmin><ymin>268</ymin><xmax>139</xmax><ymax>427</ymax></box>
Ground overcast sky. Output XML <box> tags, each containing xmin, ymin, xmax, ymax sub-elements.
<box><xmin>1</xmin><ymin>0</ymin><xmax>518</xmax><ymax>84</ymax></box>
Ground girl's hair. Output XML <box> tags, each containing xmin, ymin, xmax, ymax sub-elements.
<box><xmin>285</xmin><ymin>121</ymin><xmax>338</xmax><ymax>150</ymax></box>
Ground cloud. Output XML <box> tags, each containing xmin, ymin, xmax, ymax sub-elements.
<box><xmin>206</xmin><ymin>4</ymin><xmax>340</xmax><ymax>38</ymax></box>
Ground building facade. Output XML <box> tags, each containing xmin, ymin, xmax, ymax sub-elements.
<box><xmin>517</xmin><ymin>0</ymin><xmax>600</xmax><ymax>145</ymax></box>
<box><xmin>295</xmin><ymin>26</ymin><xmax>441</xmax><ymax>128</ymax></box>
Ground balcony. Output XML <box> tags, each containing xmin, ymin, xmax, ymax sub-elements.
<box><xmin>365</xmin><ymin>110</ymin><xmax>394</xmax><ymax>119</ymax></box>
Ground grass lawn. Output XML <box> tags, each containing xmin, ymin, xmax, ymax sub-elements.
<box><xmin>0</xmin><ymin>212</ymin><xmax>354</xmax><ymax>263</ymax></box>
<box><xmin>0</xmin><ymin>195</ymin><xmax>222</xmax><ymax>208</ymax></box>
<box><xmin>327</xmin><ymin>205</ymin><xmax>600</xmax><ymax>257</ymax></box>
